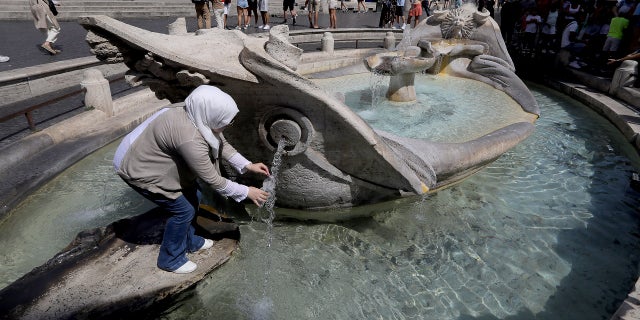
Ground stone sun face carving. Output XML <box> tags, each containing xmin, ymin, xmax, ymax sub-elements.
<box><xmin>441</xmin><ymin>8</ymin><xmax>475</xmax><ymax>39</ymax></box>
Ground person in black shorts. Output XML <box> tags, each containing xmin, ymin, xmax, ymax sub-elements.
<box><xmin>248</xmin><ymin>0</ymin><xmax>259</xmax><ymax>27</ymax></box>
<box><xmin>283</xmin><ymin>0</ymin><xmax>297</xmax><ymax>24</ymax></box>
<box><xmin>395</xmin><ymin>0</ymin><xmax>406</xmax><ymax>29</ymax></box>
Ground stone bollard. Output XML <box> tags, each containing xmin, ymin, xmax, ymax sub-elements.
<box><xmin>168</xmin><ymin>17</ymin><xmax>188</xmax><ymax>35</ymax></box>
<box><xmin>322</xmin><ymin>32</ymin><xmax>334</xmax><ymax>54</ymax></box>
<box><xmin>384</xmin><ymin>32</ymin><xmax>395</xmax><ymax>50</ymax></box>
<box><xmin>81</xmin><ymin>68</ymin><xmax>114</xmax><ymax>117</ymax></box>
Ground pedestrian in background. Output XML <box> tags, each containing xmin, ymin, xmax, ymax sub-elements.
<box><xmin>236</xmin><ymin>0</ymin><xmax>249</xmax><ymax>30</ymax></box>
<box><xmin>192</xmin><ymin>0</ymin><xmax>211</xmax><ymax>29</ymax></box>
<box><xmin>523</xmin><ymin>8</ymin><xmax>542</xmax><ymax>53</ymax></box>
<box><xmin>305</xmin><ymin>0</ymin><xmax>320</xmax><ymax>28</ymax></box>
<box><xmin>540</xmin><ymin>2</ymin><xmax>559</xmax><ymax>53</ymax></box>
<box><xmin>223</xmin><ymin>0</ymin><xmax>231</xmax><ymax>29</ymax></box>
<box><xmin>602</xmin><ymin>10</ymin><xmax>630</xmax><ymax>60</ymax></box>
<box><xmin>395</xmin><ymin>0</ymin><xmax>406</xmax><ymax>29</ymax></box>
<box><xmin>258</xmin><ymin>0</ymin><xmax>271</xmax><ymax>29</ymax></box>
<box><xmin>357</xmin><ymin>0</ymin><xmax>367</xmax><ymax>13</ymax></box>
<box><xmin>407</xmin><ymin>0</ymin><xmax>422</xmax><ymax>28</ymax></box>
<box><xmin>212</xmin><ymin>0</ymin><xmax>225</xmax><ymax>29</ymax></box>
<box><xmin>329</xmin><ymin>0</ymin><xmax>338</xmax><ymax>28</ymax></box>
<box><xmin>421</xmin><ymin>0</ymin><xmax>430</xmax><ymax>18</ymax></box>
<box><xmin>500</xmin><ymin>0</ymin><xmax>520</xmax><ymax>48</ymax></box>
<box><xmin>248</xmin><ymin>0</ymin><xmax>259</xmax><ymax>28</ymax></box>
<box><xmin>283</xmin><ymin>0</ymin><xmax>297</xmax><ymax>24</ymax></box>
<box><xmin>379</xmin><ymin>0</ymin><xmax>395</xmax><ymax>27</ymax></box>
<box><xmin>29</xmin><ymin>0</ymin><xmax>61</xmax><ymax>55</ymax></box>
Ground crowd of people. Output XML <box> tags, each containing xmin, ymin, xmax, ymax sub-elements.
<box><xmin>499</xmin><ymin>0</ymin><xmax>640</xmax><ymax>76</ymax></box>
<box><xmin>188</xmin><ymin>0</ymin><xmax>467</xmax><ymax>31</ymax></box>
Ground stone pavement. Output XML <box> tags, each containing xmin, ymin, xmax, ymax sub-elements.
<box><xmin>0</xmin><ymin>9</ymin><xmax>385</xmax><ymax>72</ymax></box>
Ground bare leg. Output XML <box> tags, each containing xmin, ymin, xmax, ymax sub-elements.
<box><xmin>261</xmin><ymin>11</ymin><xmax>270</xmax><ymax>28</ymax></box>
<box><xmin>330</xmin><ymin>8</ymin><xmax>336</xmax><ymax>28</ymax></box>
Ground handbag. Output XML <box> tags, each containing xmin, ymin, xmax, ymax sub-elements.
<box><xmin>47</xmin><ymin>0</ymin><xmax>58</xmax><ymax>16</ymax></box>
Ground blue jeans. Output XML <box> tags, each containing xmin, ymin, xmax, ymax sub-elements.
<box><xmin>563</xmin><ymin>42</ymin><xmax>586</xmax><ymax>56</ymax></box>
<box><xmin>130</xmin><ymin>185</ymin><xmax>205</xmax><ymax>271</ymax></box>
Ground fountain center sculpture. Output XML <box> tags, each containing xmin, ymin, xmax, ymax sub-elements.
<box><xmin>75</xmin><ymin>4</ymin><xmax>538</xmax><ymax>219</ymax></box>
<box><xmin>364</xmin><ymin>46</ymin><xmax>437</xmax><ymax>102</ymax></box>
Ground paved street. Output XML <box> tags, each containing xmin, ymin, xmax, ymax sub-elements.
<box><xmin>0</xmin><ymin>9</ymin><xmax>386</xmax><ymax>146</ymax></box>
<box><xmin>0</xmin><ymin>10</ymin><xmax>386</xmax><ymax>72</ymax></box>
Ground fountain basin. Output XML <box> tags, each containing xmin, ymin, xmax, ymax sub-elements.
<box><xmin>0</xmin><ymin>10</ymin><xmax>638</xmax><ymax>320</ymax></box>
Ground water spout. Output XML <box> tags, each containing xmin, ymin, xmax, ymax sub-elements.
<box><xmin>260</xmin><ymin>138</ymin><xmax>286</xmax><ymax>247</ymax></box>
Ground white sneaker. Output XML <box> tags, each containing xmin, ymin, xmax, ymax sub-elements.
<box><xmin>259</xmin><ymin>25</ymin><xmax>265</xmax><ymax>29</ymax></box>
<box><xmin>173</xmin><ymin>261</ymin><xmax>197</xmax><ymax>274</ymax></box>
<box><xmin>263</xmin><ymin>24</ymin><xmax>270</xmax><ymax>30</ymax></box>
<box><xmin>401</xmin><ymin>23</ymin><xmax>406</xmax><ymax>30</ymax></box>
<box><xmin>0</xmin><ymin>56</ymin><xmax>9</xmax><ymax>63</ymax></box>
<box><xmin>198</xmin><ymin>239</ymin><xmax>214</xmax><ymax>251</ymax></box>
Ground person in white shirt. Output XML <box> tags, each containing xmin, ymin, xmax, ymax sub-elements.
<box><xmin>560</xmin><ymin>14</ymin><xmax>589</xmax><ymax>68</ymax></box>
<box><xmin>523</xmin><ymin>8</ymin><xmax>542</xmax><ymax>52</ymax></box>
<box><xmin>540</xmin><ymin>4</ymin><xmax>559</xmax><ymax>52</ymax></box>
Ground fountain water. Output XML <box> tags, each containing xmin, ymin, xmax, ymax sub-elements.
<box><xmin>6</xmin><ymin>5</ymin><xmax>634</xmax><ymax>318</ymax></box>
<box><xmin>260</xmin><ymin>138</ymin><xmax>286</xmax><ymax>247</ymax></box>
<box><xmin>235</xmin><ymin>138</ymin><xmax>286</xmax><ymax>320</ymax></box>
<box><xmin>0</xmin><ymin>85</ymin><xmax>638</xmax><ymax>320</ymax></box>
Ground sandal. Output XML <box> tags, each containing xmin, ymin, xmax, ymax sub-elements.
<box><xmin>41</xmin><ymin>44</ymin><xmax>57</xmax><ymax>55</ymax></box>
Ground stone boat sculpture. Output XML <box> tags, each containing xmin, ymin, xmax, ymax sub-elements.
<box><xmin>79</xmin><ymin>6</ymin><xmax>538</xmax><ymax>215</ymax></box>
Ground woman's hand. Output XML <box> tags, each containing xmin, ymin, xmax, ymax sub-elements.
<box><xmin>247</xmin><ymin>186</ymin><xmax>270</xmax><ymax>207</ymax></box>
<box><xmin>245</xmin><ymin>162</ymin><xmax>270</xmax><ymax>177</ymax></box>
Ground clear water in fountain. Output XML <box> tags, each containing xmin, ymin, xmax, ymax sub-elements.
<box><xmin>315</xmin><ymin>73</ymin><xmax>536</xmax><ymax>143</ymax></box>
<box><xmin>0</xmin><ymin>83</ymin><xmax>639</xmax><ymax>320</ymax></box>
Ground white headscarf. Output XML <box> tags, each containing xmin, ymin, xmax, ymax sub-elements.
<box><xmin>184</xmin><ymin>85</ymin><xmax>239</xmax><ymax>158</ymax></box>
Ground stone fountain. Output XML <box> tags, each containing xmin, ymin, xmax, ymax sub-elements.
<box><xmin>0</xmin><ymin>5</ymin><xmax>542</xmax><ymax>318</ymax></box>
<box><xmin>70</xmin><ymin>4</ymin><xmax>537</xmax><ymax>213</ymax></box>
